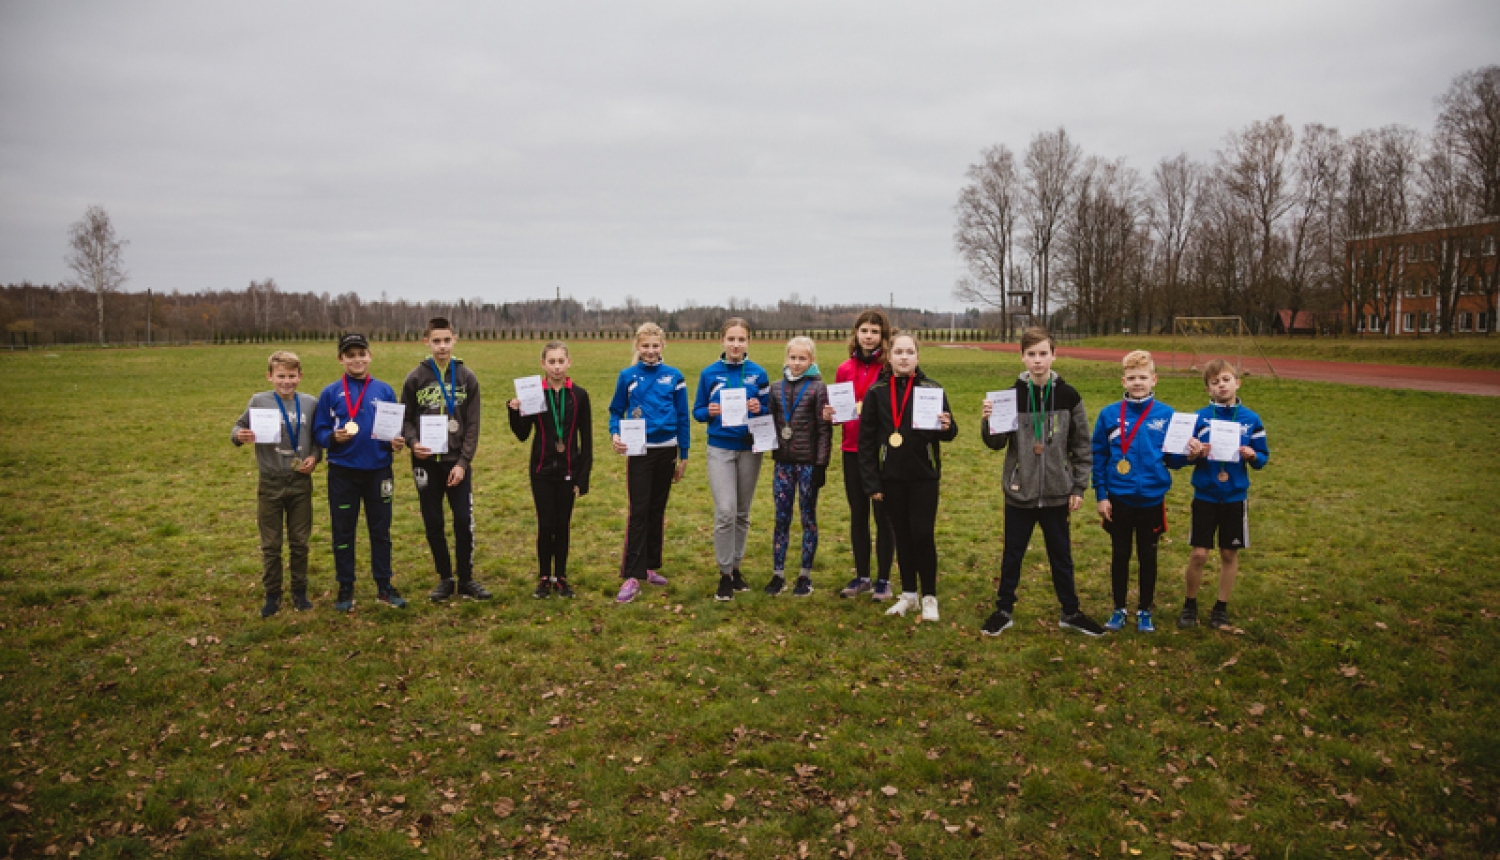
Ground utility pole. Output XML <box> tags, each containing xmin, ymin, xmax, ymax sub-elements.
<box><xmin>146</xmin><ymin>288</ymin><xmax>152</xmax><ymax>345</ymax></box>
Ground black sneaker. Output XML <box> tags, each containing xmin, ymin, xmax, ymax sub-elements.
<box><xmin>715</xmin><ymin>575</ymin><xmax>735</xmax><ymax>602</ymax></box>
<box><xmin>260</xmin><ymin>594</ymin><xmax>281</xmax><ymax>618</ymax></box>
<box><xmin>334</xmin><ymin>585</ymin><xmax>355</xmax><ymax>613</ymax></box>
<box><xmin>457</xmin><ymin>579</ymin><xmax>493</xmax><ymax>600</ymax></box>
<box><xmin>533</xmin><ymin>579</ymin><xmax>551</xmax><ymax>599</ymax></box>
<box><xmin>429</xmin><ymin>578</ymin><xmax>456</xmax><ymax>603</ymax></box>
<box><xmin>731</xmin><ymin>570</ymin><xmax>750</xmax><ymax>592</ymax></box>
<box><xmin>839</xmin><ymin>576</ymin><xmax>871</xmax><ymax>598</ymax></box>
<box><xmin>764</xmin><ymin>575</ymin><xmax>785</xmax><ymax>596</ymax></box>
<box><xmin>376</xmin><ymin>585</ymin><xmax>408</xmax><ymax>609</ymax></box>
<box><xmin>1209</xmin><ymin>606</ymin><xmax>1231</xmax><ymax>630</ymax></box>
<box><xmin>553</xmin><ymin>578</ymin><xmax>575</xmax><ymax>599</ymax></box>
<box><xmin>1178</xmin><ymin>603</ymin><xmax>1199</xmax><ymax>628</ymax></box>
<box><xmin>792</xmin><ymin>576</ymin><xmax>813</xmax><ymax>597</ymax></box>
<box><xmin>291</xmin><ymin>591</ymin><xmax>313</xmax><ymax>612</ymax></box>
<box><xmin>981</xmin><ymin>609</ymin><xmax>1013</xmax><ymax>636</ymax></box>
<box><xmin>1059</xmin><ymin>611</ymin><xmax>1105</xmax><ymax>637</ymax></box>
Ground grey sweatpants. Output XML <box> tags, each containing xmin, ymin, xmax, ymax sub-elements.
<box><xmin>706</xmin><ymin>445</ymin><xmax>763</xmax><ymax>575</ymax></box>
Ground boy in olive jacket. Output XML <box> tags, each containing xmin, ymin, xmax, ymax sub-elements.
<box><xmin>978</xmin><ymin>328</ymin><xmax>1105</xmax><ymax>637</ymax></box>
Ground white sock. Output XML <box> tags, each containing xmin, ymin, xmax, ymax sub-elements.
<box><xmin>772</xmin><ymin>571</ymin><xmax>785</xmax><ymax>579</ymax></box>
<box><xmin>902</xmin><ymin>591</ymin><xmax>919</xmax><ymax>601</ymax></box>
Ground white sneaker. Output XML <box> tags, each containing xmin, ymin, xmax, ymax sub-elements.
<box><xmin>921</xmin><ymin>595</ymin><xmax>939</xmax><ymax>622</ymax></box>
<box><xmin>885</xmin><ymin>593</ymin><xmax>919</xmax><ymax>617</ymax></box>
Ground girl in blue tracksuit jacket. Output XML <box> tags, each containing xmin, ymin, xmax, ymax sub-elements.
<box><xmin>608</xmin><ymin>322</ymin><xmax>691</xmax><ymax>604</ymax></box>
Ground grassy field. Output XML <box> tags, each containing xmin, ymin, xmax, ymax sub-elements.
<box><xmin>0</xmin><ymin>339</ymin><xmax>1496</xmax><ymax>859</ymax></box>
<box><xmin>1072</xmin><ymin>333</ymin><xmax>1500</xmax><ymax>370</ymax></box>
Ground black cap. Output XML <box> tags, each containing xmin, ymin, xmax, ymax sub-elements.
<box><xmin>338</xmin><ymin>332</ymin><xmax>370</xmax><ymax>355</ymax></box>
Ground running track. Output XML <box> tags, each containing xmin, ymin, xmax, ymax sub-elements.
<box><xmin>964</xmin><ymin>343</ymin><xmax>1500</xmax><ymax>397</ymax></box>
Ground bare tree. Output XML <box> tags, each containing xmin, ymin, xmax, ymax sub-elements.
<box><xmin>953</xmin><ymin>144</ymin><xmax>1022</xmax><ymax>336</ymax></box>
<box><xmin>1217</xmin><ymin>116</ymin><xmax>1297</xmax><ymax>328</ymax></box>
<box><xmin>1023</xmin><ymin>128</ymin><xmax>1081</xmax><ymax>324</ymax></box>
<box><xmin>1343</xmin><ymin>126</ymin><xmax>1421</xmax><ymax>336</ymax></box>
<box><xmin>1435</xmin><ymin>65</ymin><xmax>1500</xmax><ymax>217</ymax></box>
<box><xmin>1061</xmin><ymin>157</ymin><xmax>1143</xmax><ymax>334</ymax></box>
<box><xmin>65</xmin><ymin>206</ymin><xmax>128</xmax><ymax>345</ymax></box>
<box><xmin>1148</xmin><ymin>154</ymin><xmax>1204</xmax><ymax>328</ymax></box>
<box><xmin>1283</xmin><ymin>124</ymin><xmax>1344</xmax><ymax>331</ymax></box>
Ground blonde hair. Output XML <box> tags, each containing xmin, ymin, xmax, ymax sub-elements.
<box><xmin>633</xmin><ymin>322</ymin><xmax>666</xmax><ymax>361</ymax></box>
<box><xmin>267</xmin><ymin>350</ymin><xmax>301</xmax><ymax>373</ymax></box>
<box><xmin>541</xmin><ymin>340</ymin><xmax>570</xmax><ymax>360</ymax></box>
<box><xmin>1201</xmin><ymin>358</ymin><xmax>1238</xmax><ymax>385</ymax></box>
<box><xmin>1122</xmin><ymin>350</ymin><xmax>1154</xmax><ymax>373</ymax></box>
<box><xmin>786</xmin><ymin>336</ymin><xmax>816</xmax><ymax>361</ymax></box>
<box><xmin>722</xmin><ymin>317</ymin><xmax>751</xmax><ymax>338</ymax></box>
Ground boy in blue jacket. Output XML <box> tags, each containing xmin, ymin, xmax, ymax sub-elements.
<box><xmin>313</xmin><ymin>333</ymin><xmax>408</xmax><ymax>612</ymax></box>
<box><xmin>1091</xmin><ymin>350</ymin><xmax>1186</xmax><ymax>634</ymax></box>
<box><xmin>1177</xmin><ymin>359</ymin><xmax>1270</xmax><ymax>630</ymax></box>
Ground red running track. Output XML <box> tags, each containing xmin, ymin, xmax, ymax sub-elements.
<box><xmin>962</xmin><ymin>343</ymin><xmax>1500</xmax><ymax>397</ymax></box>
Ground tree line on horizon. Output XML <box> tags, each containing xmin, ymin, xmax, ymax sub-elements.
<box><xmin>954</xmin><ymin>65</ymin><xmax>1500</xmax><ymax>338</ymax></box>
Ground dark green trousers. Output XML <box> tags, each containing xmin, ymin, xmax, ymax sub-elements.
<box><xmin>257</xmin><ymin>472</ymin><xmax>314</xmax><ymax>596</ymax></box>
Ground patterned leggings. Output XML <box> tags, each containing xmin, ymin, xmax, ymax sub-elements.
<box><xmin>772</xmin><ymin>463</ymin><xmax>819</xmax><ymax>573</ymax></box>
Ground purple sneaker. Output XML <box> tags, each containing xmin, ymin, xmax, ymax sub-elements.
<box><xmin>871</xmin><ymin>579</ymin><xmax>893</xmax><ymax>601</ymax></box>
<box><xmin>646</xmin><ymin>570</ymin><xmax>668</xmax><ymax>586</ymax></box>
<box><xmin>616</xmin><ymin>578</ymin><xmax>641</xmax><ymax>604</ymax></box>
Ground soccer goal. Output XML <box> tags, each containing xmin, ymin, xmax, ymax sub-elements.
<box><xmin>1171</xmin><ymin>316</ymin><xmax>1278</xmax><ymax>379</ymax></box>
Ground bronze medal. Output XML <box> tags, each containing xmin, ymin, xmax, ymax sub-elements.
<box><xmin>631</xmin><ymin>407</ymin><xmax>643</xmax><ymax>419</ymax></box>
<box><xmin>1032</xmin><ymin>442</ymin><xmax>1044</xmax><ymax>455</ymax></box>
<box><xmin>556</xmin><ymin>441</ymin><xmax>567</xmax><ymax>453</ymax></box>
<box><xmin>780</xmin><ymin>425</ymin><xmax>794</xmax><ymax>441</ymax></box>
<box><xmin>855</xmin><ymin>400</ymin><xmax>863</xmax><ymax>415</ymax></box>
<box><xmin>447</xmin><ymin>418</ymin><xmax>460</xmax><ymax>434</ymax></box>
<box><xmin>888</xmin><ymin>432</ymin><xmax>904</xmax><ymax>448</ymax></box>
<box><xmin>1217</xmin><ymin>469</ymin><xmax>1229</xmax><ymax>483</ymax></box>
<box><xmin>1117</xmin><ymin>459</ymin><xmax>1130</xmax><ymax>475</ymax></box>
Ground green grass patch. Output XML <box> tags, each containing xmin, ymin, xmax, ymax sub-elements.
<box><xmin>1074</xmin><ymin>332</ymin><xmax>1500</xmax><ymax>369</ymax></box>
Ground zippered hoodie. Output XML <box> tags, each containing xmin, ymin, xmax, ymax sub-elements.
<box><xmin>509</xmin><ymin>380</ymin><xmax>594</xmax><ymax>495</ymax></box>
<box><xmin>232</xmin><ymin>391</ymin><xmax>322</xmax><ymax>477</ymax></box>
<box><xmin>1189</xmin><ymin>399</ymin><xmax>1269</xmax><ymax>504</ymax></box>
<box><xmin>835</xmin><ymin>349</ymin><xmax>885</xmax><ymax>454</ymax></box>
<box><xmin>313</xmin><ymin>375</ymin><xmax>400</xmax><ymax>470</ymax></box>
<box><xmin>608</xmin><ymin>361</ymin><xmax>691</xmax><ymax>458</ymax></box>
<box><xmin>769</xmin><ymin>368</ymin><xmax>832</xmax><ymax>466</ymax></box>
<box><xmin>858</xmin><ymin>368</ymin><xmax>959</xmax><ymax>495</ymax></box>
<box><xmin>400</xmin><ymin>358</ymin><xmax>481</xmax><ymax>472</ymax></box>
<box><xmin>979</xmin><ymin>371</ymin><xmax>1090</xmax><ymax>508</ymax></box>
<box><xmin>692</xmin><ymin>355</ymin><xmax>771</xmax><ymax>451</ymax></box>
<box><xmin>1091</xmin><ymin>394</ymin><xmax>1185</xmax><ymax>505</ymax></box>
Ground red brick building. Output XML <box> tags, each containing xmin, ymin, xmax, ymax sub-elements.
<box><xmin>1346</xmin><ymin>219</ymin><xmax>1499</xmax><ymax>335</ymax></box>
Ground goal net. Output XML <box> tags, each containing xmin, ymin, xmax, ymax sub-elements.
<box><xmin>1171</xmin><ymin>316</ymin><xmax>1278</xmax><ymax>379</ymax></box>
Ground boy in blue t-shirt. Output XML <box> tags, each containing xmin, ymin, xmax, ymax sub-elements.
<box><xmin>313</xmin><ymin>333</ymin><xmax>408</xmax><ymax>612</ymax></box>
<box><xmin>1177</xmin><ymin>359</ymin><xmax>1270</xmax><ymax>630</ymax></box>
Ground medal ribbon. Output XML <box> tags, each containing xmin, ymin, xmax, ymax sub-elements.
<box><xmin>889</xmin><ymin>375</ymin><xmax>915</xmax><ymax>433</ymax></box>
<box><xmin>782</xmin><ymin>376</ymin><xmax>809</xmax><ymax>428</ymax></box>
<box><xmin>275</xmin><ymin>394</ymin><xmax>301</xmax><ymax>452</ymax></box>
<box><xmin>1027</xmin><ymin>377</ymin><xmax>1052</xmax><ymax>444</ymax></box>
<box><xmin>429</xmin><ymin>359</ymin><xmax>457</xmax><ymax>417</ymax></box>
<box><xmin>1117</xmin><ymin>398</ymin><xmax>1154</xmax><ymax>463</ymax></box>
<box><xmin>341</xmin><ymin>375</ymin><xmax>369</xmax><ymax>425</ymax></box>
<box><xmin>546</xmin><ymin>382</ymin><xmax>567</xmax><ymax>446</ymax></box>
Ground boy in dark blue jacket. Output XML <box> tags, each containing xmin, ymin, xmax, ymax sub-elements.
<box><xmin>1177</xmin><ymin>359</ymin><xmax>1270</xmax><ymax>630</ymax></box>
<box><xmin>1091</xmin><ymin>350</ymin><xmax>1187</xmax><ymax>634</ymax></box>
<box><xmin>313</xmin><ymin>333</ymin><xmax>408</xmax><ymax>612</ymax></box>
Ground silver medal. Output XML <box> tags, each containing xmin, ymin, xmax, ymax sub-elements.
<box><xmin>447</xmin><ymin>418</ymin><xmax>460</xmax><ymax>433</ymax></box>
<box><xmin>780</xmin><ymin>425</ymin><xmax>793</xmax><ymax>441</ymax></box>
<box><xmin>632</xmin><ymin>407</ymin><xmax>643</xmax><ymax>419</ymax></box>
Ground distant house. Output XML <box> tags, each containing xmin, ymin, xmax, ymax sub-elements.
<box><xmin>1273</xmin><ymin>309</ymin><xmax>1319</xmax><ymax>336</ymax></box>
<box><xmin>1346</xmin><ymin>219</ymin><xmax>1499</xmax><ymax>336</ymax></box>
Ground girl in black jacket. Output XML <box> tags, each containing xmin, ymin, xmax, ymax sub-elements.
<box><xmin>858</xmin><ymin>332</ymin><xmax>957</xmax><ymax>621</ymax></box>
<box><xmin>765</xmin><ymin>337</ymin><xmax>832</xmax><ymax>596</ymax></box>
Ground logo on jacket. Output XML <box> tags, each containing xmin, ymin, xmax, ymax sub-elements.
<box><xmin>1149</xmin><ymin>419</ymin><xmax>1167</xmax><ymax>431</ymax></box>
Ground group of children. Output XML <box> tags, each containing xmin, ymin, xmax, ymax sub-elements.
<box><xmin>234</xmin><ymin>313</ymin><xmax>1267</xmax><ymax>635</ymax></box>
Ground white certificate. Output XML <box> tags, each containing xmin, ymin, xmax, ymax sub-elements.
<box><xmin>912</xmin><ymin>387</ymin><xmax>944</xmax><ymax>430</ymax></box>
<box><xmin>1161</xmin><ymin>412</ymin><xmax>1198</xmax><ymax>455</ymax></box>
<box><xmin>248</xmin><ymin>408</ymin><xmax>282</xmax><ymax>444</ymax></box>
<box><xmin>1208</xmin><ymin>419</ymin><xmax>1241</xmax><ymax>462</ymax></box>
<box><xmin>371</xmin><ymin>400</ymin><xmax>406</xmax><ymax>442</ymax></box>
<box><xmin>514</xmin><ymin>375</ymin><xmax>546</xmax><ymax>416</ymax></box>
<box><xmin>987</xmin><ymin>390</ymin><xmax>1018</xmax><ymax>434</ymax></box>
<box><xmin>747</xmin><ymin>414</ymin><xmax>779</xmax><ymax>453</ymax></box>
<box><xmin>718</xmin><ymin>388</ymin><xmax>748</xmax><ymax>427</ymax></box>
<box><xmin>619</xmin><ymin>419</ymin><xmax>647</xmax><ymax>456</ymax></box>
<box><xmin>420</xmin><ymin>414</ymin><xmax>449</xmax><ymax>454</ymax></box>
<box><xmin>827</xmin><ymin>382</ymin><xmax>857</xmax><ymax>424</ymax></box>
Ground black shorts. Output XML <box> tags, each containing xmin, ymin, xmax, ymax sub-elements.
<box><xmin>1189</xmin><ymin>499</ymin><xmax>1248</xmax><ymax>550</ymax></box>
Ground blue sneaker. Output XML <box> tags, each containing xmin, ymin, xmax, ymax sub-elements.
<box><xmin>1136</xmin><ymin>609</ymin><xmax>1156</xmax><ymax>633</ymax></box>
<box><xmin>334</xmin><ymin>584</ymin><xmax>355</xmax><ymax>613</ymax></box>
<box><xmin>1104</xmin><ymin>608</ymin><xmax>1128</xmax><ymax>632</ymax></box>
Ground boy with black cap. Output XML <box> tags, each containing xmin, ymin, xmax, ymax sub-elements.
<box><xmin>313</xmin><ymin>333</ymin><xmax>409</xmax><ymax>612</ymax></box>
<box><xmin>401</xmin><ymin>317</ymin><xmax>490</xmax><ymax>602</ymax></box>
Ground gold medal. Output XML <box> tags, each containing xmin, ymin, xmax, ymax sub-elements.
<box><xmin>1116</xmin><ymin>459</ymin><xmax>1130</xmax><ymax>475</ymax></box>
<box><xmin>855</xmin><ymin>400</ymin><xmax>863</xmax><ymax>415</ymax></box>
<box><xmin>1217</xmin><ymin>470</ymin><xmax>1229</xmax><ymax>482</ymax></box>
<box><xmin>344</xmin><ymin>421</ymin><xmax>359</xmax><ymax>436</ymax></box>
<box><xmin>888</xmin><ymin>432</ymin><xmax>904</xmax><ymax>448</ymax></box>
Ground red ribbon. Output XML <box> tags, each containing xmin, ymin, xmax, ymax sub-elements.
<box><xmin>1117</xmin><ymin>398</ymin><xmax>1154</xmax><ymax>461</ymax></box>
<box><xmin>889</xmin><ymin>375</ymin><xmax>915</xmax><ymax>432</ymax></box>
<box><xmin>341</xmin><ymin>375</ymin><xmax>369</xmax><ymax>426</ymax></box>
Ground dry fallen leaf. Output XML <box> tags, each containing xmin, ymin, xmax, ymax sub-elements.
<box><xmin>722</xmin><ymin>794</ymin><xmax>736</xmax><ymax>811</ymax></box>
<box><xmin>1248</xmin><ymin>703</ymin><xmax>1266</xmax><ymax>716</ymax></box>
<box><xmin>468</xmin><ymin>723</ymin><xmax>483</xmax><ymax>736</ymax></box>
<box><xmin>880</xmin><ymin>785</ymin><xmax>898</xmax><ymax>797</ymax></box>
<box><xmin>492</xmin><ymin>797</ymin><xmax>515</xmax><ymax>818</ymax></box>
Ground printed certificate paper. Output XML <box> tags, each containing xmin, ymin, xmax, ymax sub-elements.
<box><xmin>371</xmin><ymin>400</ymin><xmax>406</xmax><ymax>441</ymax></box>
<box><xmin>1208</xmin><ymin>419</ymin><xmax>1242</xmax><ymax>462</ymax></box>
<box><xmin>718</xmin><ymin>388</ymin><xmax>748</xmax><ymax>427</ymax></box>
<box><xmin>1161</xmin><ymin>412</ymin><xmax>1198</xmax><ymax>455</ymax></box>
<box><xmin>619</xmin><ymin>419</ymin><xmax>647</xmax><ymax>456</ymax></box>
<box><xmin>248</xmin><ymin>408</ymin><xmax>282</xmax><ymax>444</ymax></box>
<box><xmin>748</xmin><ymin>415</ymin><xmax>779</xmax><ymax>453</ymax></box>
<box><xmin>912</xmin><ymin>387</ymin><xmax>944</xmax><ymax>430</ymax></box>
<box><xmin>514</xmin><ymin>376</ymin><xmax>546</xmax><ymax>416</ymax></box>
<box><xmin>826</xmin><ymin>381</ymin><xmax>857</xmax><ymax>423</ymax></box>
<box><xmin>987</xmin><ymin>390</ymin><xmax>1018</xmax><ymax>434</ymax></box>
<box><xmin>419</xmin><ymin>414</ymin><xmax>450</xmax><ymax>454</ymax></box>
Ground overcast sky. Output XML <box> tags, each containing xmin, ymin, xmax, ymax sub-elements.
<box><xmin>2</xmin><ymin>2</ymin><xmax>1496</xmax><ymax>312</ymax></box>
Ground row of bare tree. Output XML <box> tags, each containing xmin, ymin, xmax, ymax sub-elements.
<box><xmin>954</xmin><ymin>66</ymin><xmax>1500</xmax><ymax>337</ymax></box>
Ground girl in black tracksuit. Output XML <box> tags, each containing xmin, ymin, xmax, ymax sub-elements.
<box><xmin>858</xmin><ymin>332</ymin><xmax>957</xmax><ymax>621</ymax></box>
<box><xmin>508</xmin><ymin>341</ymin><xmax>593</xmax><ymax>598</ymax></box>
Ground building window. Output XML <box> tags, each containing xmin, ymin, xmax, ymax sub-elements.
<box><xmin>1480</xmin><ymin>312</ymin><xmax>1490</xmax><ymax>332</ymax></box>
<box><xmin>1459</xmin><ymin>312</ymin><xmax>1474</xmax><ymax>332</ymax></box>
<box><xmin>1420</xmin><ymin>279</ymin><xmax>1434</xmax><ymax>297</ymax></box>
<box><xmin>1461</xmin><ymin>275</ymin><xmax>1475</xmax><ymax>294</ymax></box>
<box><xmin>1423</xmin><ymin>244</ymin><xmax>1436</xmax><ymax>262</ymax></box>
<box><xmin>1404</xmin><ymin>281</ymin><xmax>1417</xmax><ymax>297</ymax></box>
<box><xmin>1419</xmin><ymin>312</ymin><xmax>1433</xmax><ymax>332</ymax></box>
<box><xmin>1483</xmin><ymin>236</ymin><xmax>1496</xmax><ymax>256</ymax></box>
<box><xmin>1368</xmin><ymin>313</ymin><xmax>1380</xmax><ymax>332</ymax></box>
<box><xmin>1403</xmin><ymin>313</ymin><xmax>1415</xmax><ymax>332</ymax></box>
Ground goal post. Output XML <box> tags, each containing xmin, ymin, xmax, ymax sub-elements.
<box><xmin>1172</xmin><ymin>316</ymin><xmax>1278</xmax><ymax>379</ymax></box>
